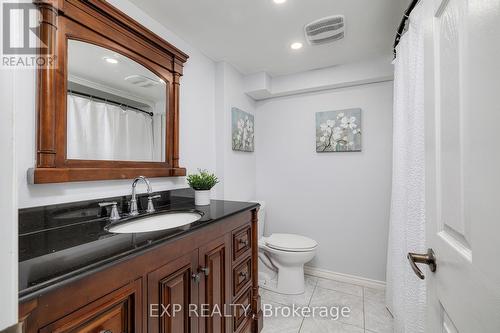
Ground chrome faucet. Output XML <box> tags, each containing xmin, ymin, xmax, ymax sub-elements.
<box><xmin>129</xmin><ymin>176</ymin><xmax>152</xmax><ymax>216</ymax></box>
<box><xmin>99</xmin><ymin>201</ymin><xmax>121</xmax><ymax>221</ymax></box>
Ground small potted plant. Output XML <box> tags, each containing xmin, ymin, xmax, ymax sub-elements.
<box><xmin>187</xmin><ymin>169</ymin><xmax>219</xmax><ymax>206</ymax></box>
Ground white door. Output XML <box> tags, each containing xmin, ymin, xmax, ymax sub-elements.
<box><xmin>422</xmin><ymin>0</ymin><xmax>500</xmax><ymax>331</ymax></box>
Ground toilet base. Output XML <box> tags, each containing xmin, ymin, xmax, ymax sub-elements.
<box><xmin>259</xmin><ymin>265</ymin><xmax>306</xmax><ymax>295</ymax></box>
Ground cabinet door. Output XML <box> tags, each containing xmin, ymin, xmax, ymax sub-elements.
<box><xmin>39</xmin><ymin>279</ymin><xmax>142</xmax><ymax>333</ymax></box>
<box><xmin>198</xmin><ymin>235</ymin><xmax>231</xmax><ymax>333</ymax></box>
<box><xmin>148</xmin><ymin>250</ymin><xmax>199</xmax><ymax>333</ymax></box>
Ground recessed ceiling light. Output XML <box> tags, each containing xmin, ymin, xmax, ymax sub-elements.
<box><xmin>273</xmin><ymin>0</ymin><xmax>287</xmax><ymax>4</ymax></box>
<box><xmin>103</xmin><ymin>57</ymin><xmax>118</xmax><ymax>64</ymax></box>
<box><xmin>290</xmin><ymin>42</ymin><xmax>303</xmax><ymax>50</ymax></box>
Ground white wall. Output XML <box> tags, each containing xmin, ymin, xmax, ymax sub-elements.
<box><xmin>16</xmin><ymin>0</ymin><xmax>217</xmax><ymax>208</ymax></box>
<box><xmin>245</xmin><ymin>57</ymin><xmax>394</xmax><ymax>100</ymax></box>
<box><xmin>256</xmin><ymin>81</ymin><xmax>393</xmax><ymax>281</ymax></box>
<box><xmin>0</xmin><ymin>69</ymin><xmax>18</xmax><ymax>329</ymax></box>
<box><xmin>214</xmin><ymin>62</ymin><xmax>256</xmax><ymax>201</ymax></box>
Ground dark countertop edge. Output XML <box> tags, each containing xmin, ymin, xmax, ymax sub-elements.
<box><xmin>18</xmin><ymin>202</ymin><xmax>259</xmax><ymax>303</ymax></box>
<box><xmin>19</xmin><ymin>194</ymin><xmax>195</xmax><ymax>237</ymax></box>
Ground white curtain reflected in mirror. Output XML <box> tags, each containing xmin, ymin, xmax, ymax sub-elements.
<box><xmin>67</xmin><ymin>40</ymin><xmax>167</xmax><ymax>162</ymax></box>
<box><xmin>67</xmin><ymin>95</ymin><xmax>165</xmax><ymax>161</ymax></box>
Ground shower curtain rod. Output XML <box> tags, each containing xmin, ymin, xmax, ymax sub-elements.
<box><xmin>67</xmin><ymin>90</ymin><xmax>154</xmax><ymax>117</ymax></box>
<box><xmin>393</xmin><ymin>0</ymin><xmax>421</xmax><ymax>58</ymax></box>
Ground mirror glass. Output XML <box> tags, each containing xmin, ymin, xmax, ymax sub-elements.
<box><xmin>67</xmin><ymin>40</ymin><xmax>167</xmax><ymax>162</ymax></box>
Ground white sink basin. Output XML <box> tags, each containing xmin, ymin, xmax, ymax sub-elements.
<box><xmin>107</xmin><ymin>212</ymin><xmax>202</xmax><ymax>234</ymax></box>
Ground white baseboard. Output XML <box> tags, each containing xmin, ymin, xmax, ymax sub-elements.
<box><xmin>304</xmin><ymin>266</ymin><xmax>386</xmax><ymax>290</ymax></box>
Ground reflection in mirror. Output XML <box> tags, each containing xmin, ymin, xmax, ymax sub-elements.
<box><xmin>67</xmin><ymin>40</ymin><xmax>167</xmax><ymax>162</ymax></box>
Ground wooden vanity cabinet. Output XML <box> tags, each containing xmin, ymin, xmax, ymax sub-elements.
<box><xmin>19</xmin><ymin>209</ymin><xmax>262</xmax><ymax>333</ymax></box>
<box><xmin>39</xmin><ymin>280</ymin><xmax>142</xmax><ymax>333</ymax></box>
<box><xmin>148</xmin><ymin>250</ymin><xmax>199</xmax><ymax>333</ymax></box>
<box><xmin>147</xmin><ymin>236</ymin><xmax>231</xmax><ymax>333</ymax></box>
<box><xmin>198</xmin><ymin>235</ymin><xmax>232</xmax><ymax>333</ymax></box>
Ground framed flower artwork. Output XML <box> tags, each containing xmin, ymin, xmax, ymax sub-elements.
<box><xmin>232</xmin><ymin>107</ymin><xmax>255</xmax><ymax>152</ymax></box>
<box><xmin>316</xmin><ymin>108</ymin><xmax>362</xmax><ymax>152</ymax></box>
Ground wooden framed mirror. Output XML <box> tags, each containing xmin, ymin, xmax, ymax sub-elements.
<box><xmin>30</xmin><ymin>0</ymin><xmax>188</xmax><ymax>184</ymax></box>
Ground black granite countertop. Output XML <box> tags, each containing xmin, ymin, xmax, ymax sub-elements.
<box><xmin>18</xmin><ymin>188</ymin><xmax>258</xmax><ymax>301</ymax></box>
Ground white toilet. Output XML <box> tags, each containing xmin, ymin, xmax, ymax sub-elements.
<box><xmin>256</xmin><ymin>202</ymin><xmax>318</xmax><ymax>295</ymax></box>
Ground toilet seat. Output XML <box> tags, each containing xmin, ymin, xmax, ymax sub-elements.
<box><xmin>264</xmin><ymin>233</ymin><xmax>318</xmax><ymax>252</ymax></box>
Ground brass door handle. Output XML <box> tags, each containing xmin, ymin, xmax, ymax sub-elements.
<box><xmin>407</xmin><ymin>248</ymin><xmax>437</xmax><ymax>280</ymax></box>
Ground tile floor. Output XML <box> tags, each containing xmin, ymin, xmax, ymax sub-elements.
<box><xmin>260</xmin><ymin>275</ymin><xmax>393</xmax><ymax>333</ymax></box>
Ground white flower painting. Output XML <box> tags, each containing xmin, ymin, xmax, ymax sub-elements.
<box><xmin>316</xmin><ymin>108</ymin><xmax>362</xmax><ymax>152</ymax></box>
<box><xmin>232</xmin><ymin>107</ymin><xmax>254</xmax><ymax>152</ymax></box>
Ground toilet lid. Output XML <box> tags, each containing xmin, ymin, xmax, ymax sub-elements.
<box><xmin>265</xmin><ymin>233</ymin><xmax>318</xmax><ymax>252</ymax></box>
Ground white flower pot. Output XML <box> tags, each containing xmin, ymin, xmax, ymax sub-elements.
<box><xmin>194</xmin><ymin>190</ymin><xmax>211</xmax><ymax>206</ymax></box>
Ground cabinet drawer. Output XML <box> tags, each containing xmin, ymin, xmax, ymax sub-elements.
<box><xmin>40</xmin><ymin>280</ymin><xmax>141</xmax><ymax>333</ymax></box>
<box><xmin>232</xmin><ymin>224</ymin><xmax>251</xmax><ymax>262</ymax></box>
<box><xmin>233</xmin><ymin>287</ymin><xmax>252</xmax><ymax>333</ymax></box>
<box><xmin>233</xmin><ymin>257</ymin><xmax>252</xmax><ymax>297</ymax></box>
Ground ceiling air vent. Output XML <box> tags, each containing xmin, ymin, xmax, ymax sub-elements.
<box><xmin>124</xmin><ymin>75</ymin><xmax>161</xmax><ymax>88</ymax></box>
<box><xmin>304</xmin><ymin>15</ymin><xmax>345</xmax><ymax>45</ymax></box>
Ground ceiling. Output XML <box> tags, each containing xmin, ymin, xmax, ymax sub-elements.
<box><xmin>68</xmin><ymin>40</ymin><xmax>166</xmax><ymax>103</ymax></box>
<box><xmin>129</xmin><ymin>0</ymin><xmax>406</xmax><ymax>76</ymax></box>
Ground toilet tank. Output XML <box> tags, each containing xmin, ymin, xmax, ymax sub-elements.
<box><xmin>256</xmin><ymin>201</ymin><xmax>266</xmax><ymax>239</ymax></box>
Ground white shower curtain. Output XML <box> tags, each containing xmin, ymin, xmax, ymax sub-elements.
<box><xmin>386</xmin><ymin>2</ymin><xmax>426</xmax><ymax>333</ymax></box>
<box><xmin>67</xmin><ymin>94</ymin><xmax>155</xmax><ymax>161</ymax></box>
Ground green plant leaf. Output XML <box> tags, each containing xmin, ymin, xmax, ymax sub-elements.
<box><xmin>186</xmin><ymin>169</ymin><xmax>219</xmax><ymax>191</ymax></box>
